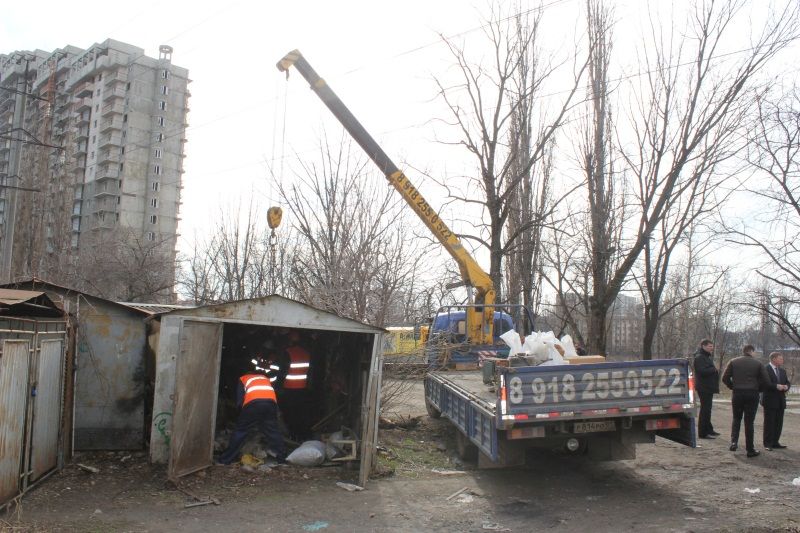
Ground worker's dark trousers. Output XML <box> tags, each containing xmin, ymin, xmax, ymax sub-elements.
<box><xmin>697</xmin><ymin>391</ymin><xmax>716</xmax><ymax>437</ymax></box>
<box><xmin>730</xmin><ymin>390</ymin><xmax>759</xmax><ymax>452</ymax></box>
<box><xmin>219</xmin><ymin>400</ymin><xmax>286</xmax><ymax>464</ymax></box>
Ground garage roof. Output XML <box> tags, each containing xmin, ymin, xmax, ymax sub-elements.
<box><xmin>156</xmin><ymin>294</ymin><xmax>384</xmax><ymax>334</ymax></box>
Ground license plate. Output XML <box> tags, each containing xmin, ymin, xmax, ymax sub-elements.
<box><xmin>574</xmin><ymin>420</ymin><xmax>616</xmax><ymax>433</ymax></box>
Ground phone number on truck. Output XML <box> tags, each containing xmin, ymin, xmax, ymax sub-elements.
<box><xmin>506</xmin><ymin>368</ymin><xmax>685</xmax><ymax>405</ymax></box>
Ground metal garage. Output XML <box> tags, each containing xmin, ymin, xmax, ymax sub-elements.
<box><xmin>149</xmin><ymin>295</ymin><xmax>385</xmax><ymax>486</ymax></box>
<box><xmin>0</xmin><ymin>290</ymin><xmax>68</xmax><ymax>509</ymax></box>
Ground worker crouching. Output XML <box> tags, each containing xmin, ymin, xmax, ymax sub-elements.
<box><xmin>217</xmin><ymin>356</ymin><xmax>287</xmax><ymax>465</ymax></box>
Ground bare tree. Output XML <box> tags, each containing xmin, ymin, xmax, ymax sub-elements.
<box><xmin>732</xmin><ymin>86</ymin><xmax>800</xmax><ymax>345</ymax></box>
<box><xmin>280</xmin><ymin>134</ymin><xmax>424</xmax><ymax>327</ymax></box>
<box><xmin>177</xmin><ymin>202</ymin><xmax>291</xmax><ymax>305</ymax></box>
<box><xmin>576</xmin><ymin>0</ymin><xmax>798</xmax><ymax>355</ymax></box>
<box><xmin>434</xmin><ymin>2</ymin><xmax>586</xmax><ymax>303</ymax></box>
<box><xmin>71</xmin><ymin>227</ymin><xmax>177</xmax><ymax>302</ymax></box>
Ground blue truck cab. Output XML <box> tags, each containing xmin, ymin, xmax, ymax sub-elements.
<box><xmin>426</xmin><ymin>310</ymin><xmax>515</xmax><ymax>366</ymax></box>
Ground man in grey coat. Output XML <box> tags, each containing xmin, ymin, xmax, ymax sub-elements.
<box><xmin>722</xmin><ymin>345</ymin><xmax>787</xmax><ymax>457</ymax></box>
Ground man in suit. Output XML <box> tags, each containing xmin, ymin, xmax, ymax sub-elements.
<box><xmin>762</xmin><ymin>352</ymin><xmax>791</xmax><ymax>450</ymax></box>
<box><xmin>693</xmin><ymin>339</ymin><xmax>721</xmax><ymax>439</ymax></box>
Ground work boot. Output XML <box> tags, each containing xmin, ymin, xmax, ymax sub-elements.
<box><xmin>746</xmin><ymin>450</ymin><xmax>760</xmax><ymax>458</ymax></box>
<box><xmin>729</xmin><ymin>443</ymin><xmax>737</xmax><ymax>452</ymax></box>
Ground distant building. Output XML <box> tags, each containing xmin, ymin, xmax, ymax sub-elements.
<box><xmin>0</xmin><ymin>39</ymin><xmax>189</xmax><ymax>300</ymax></box>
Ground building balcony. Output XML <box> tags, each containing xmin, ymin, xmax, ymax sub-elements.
<box><xmin>97</xmin><ymin>149</ymin><xmax>120</xmax><ymax>165</ymax></box>
<box><xmin>74</xmin><ymin>142</ymin><xmax>88</xmax><ymax>156</ymax></box>
<box><xmin>98</xmin><ymin>133</ymin><xmax>122</xmax><ymax>148</ymax></box>
<box><xmin>93</xmin><ymin>189</ymin><xmax>118</xmax><ymax>199</ymax></box>
<box><xmin>104</xmin><ymin>86</ymin><xmax>126</xmax><ymax>100</ymax></box>
<box><xmin>97</xmin><ymin>167</ymin><xmax>119</xmax><ymax>180</ymax></box>
<box><xmin>75</xmin><ymin>111</ymin><xmax>90</xmax><ymax>126</ymax></box>
<box><xmin>99</xmin><ymin>116</ymin><xmax>123</xmax><ymax>132</ymax></box>
<box><xmin>101</xmin><ymin>101</ymin><xmax>124</xmax><ymax>116</ymax></box>
<box><xmin>104</xmin><ymin>70</ymin><xmax>128</xmax><ymax>86</ymax></box>
<box><xmin>74</xmin><ymin>80</ymin><xmax>94</xmax><ymax>98</ymax></box>
<box><xmin>74</xmin><ymin>97</ymin><xmax>91</xmax><ymax>112</ymax></box>
<box><xmin>75</xmin><ymin>127</ymin><xmax>89</xmax><ymax>141</ymax></box>
<box><xmin>51</xmin><ymin>126</ymin><xmax>65</xmax><ymax>138</ymax></box>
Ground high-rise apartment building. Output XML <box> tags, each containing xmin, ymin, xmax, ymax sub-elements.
<box><xmin>0</xmin><ymin>39</ymin><xmax>189</xmax><ymax>300</ymax></box>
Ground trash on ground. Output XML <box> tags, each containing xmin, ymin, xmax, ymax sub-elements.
<box><xmin>335</xmin><ymin>482</ymin><xmax>364</xmax><ymax>492</ymax></box>
<box><xmin>77</xmin><ymin>464</ymin><xmax>100</xmax><ymax>474</ymax></box>
<box><xmin>287</xmin><ymin>440</ymin><xmax>327</xmax><ymax>466</ymax></box>
<box><xmin>792</xmin><ymin>477</ymin><xmax>800</xmax><ymax>487</ymax></box>
<box><xmin>431</xmin><ymin>468</ymin><xmax>467</xmax><ymax>475</ymax></box>
<box><xmin>743</xmin><ymin>488</ymin><xmax>761</xmax><ymax>494</ymax></box>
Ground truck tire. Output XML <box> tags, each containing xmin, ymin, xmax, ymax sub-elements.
<box><xmin>455</xmin><ymin>431</ymin><xmax>479</xmax><ymax>461</ymax></box>
<box><xmin>425</xmin><ymin>400</ymin><xmax>441</xmax><ymax>419</ymax></box>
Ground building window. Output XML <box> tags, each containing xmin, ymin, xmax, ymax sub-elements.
<box><xmin>119</xmin><ymin>163</ymin><xmax>124</xmax><ymax>172</ymax></box>
<box><xmin>152</xmin><ymin>182</ymin><xmax>159</xmax><ymax>191</ymax></box>
<box><xmin>123</xmin><ymin>114</ymin><xmax>128</xmax><ymax>123</ymax></box>
<box><xmin>93</xmin><ymin>120</ymin><xmax>97</xmax><ymax>128</ymax></box>
<box><xmin>115</xmin><ymin>213</ymin><xmax>120</xmax><ymax>221</ymax></box>
<box><xmin>95</xmin><ymin>104</ymin><xmax>99</xmax><ymax>112</ymax></box>
<box><xmin>154</xmin><ymin>148</ymin><xmax>162</xmax><ymax>159</ymax></box>
<box><xmin>146</xmin><ymin>231</ymin><xmax>155</xmax><ymax>241</ymax></box>
<box><xmin>153</xmin><ymin>165</ymin><xmax>161</xmax><ymax>175</ymax></box>
<box><xmin>92</xmin><ymin>135</ymin><xmax>96</xmax><ymax>144</ymax></box>
<box><xmin>90</xmin><ymin>151</ymin><xmax>94</xmax><ymax>159</ymax></box>
<box><xmin>156</xmin><ymin>132</ymin><xmax>164</xmax><ymax>142</ymax></box>
<box><xmin>149</xmin><ymin>215</ymin><xmax>157</xmax><ymax>224</ymax></box>
<box><xmin>159</xmin><ymin>100</ymin><xmax>167</xmax><ymax>110</ymax></box>
<box><xmin>121</xmin><ymin>146</ymin><xmax>125</xmax><ymax>154</ymax></box>
<box><xmin>161</xmin><ymin>85</ymin><xmax>169</xmax><ymax>95</ymax></box>
<box><xmin>122</xmin><ymin>130</ymin><xmax>127</xmax><ymax>138</ymax></box>
<box><xmin>150</xmin><ymin>198</ymin><xmax>158</xmax><ymax>208</ymax></box>
<box><xmin>157</xmin><ymin>116</ymin><xmax>165</xmax><ymax>127</ymax></box>
<box><xmin>117</xmin><ymin>196</ymin><xmax>121</xmax><ymax>204</ymax></box>
<box><xmin>126</xmin><ymin>82</ymin><xmax>131</xmax><ymax>90</ymax></box>
<box><xmin>161</xmin><ymin>69</ymin><xmax>170</xmax><ymax>79</ymax></box>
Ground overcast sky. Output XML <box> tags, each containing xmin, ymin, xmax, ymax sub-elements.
<box><xmin>2</xmin><ymin>0</ymin><xmax>797</xmax><ymax>270</ymax></box>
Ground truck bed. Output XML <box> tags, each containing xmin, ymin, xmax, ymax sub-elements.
<box><xmin>425</xmin><ymin>358</ymin><xmax>696</xmax><ymax>463</ymax></box>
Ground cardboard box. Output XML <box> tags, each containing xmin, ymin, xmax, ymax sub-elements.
<box><xmin>564</xmin><ymin>355</ymin><xmax>606</xmax><ymax>364</ymax></box>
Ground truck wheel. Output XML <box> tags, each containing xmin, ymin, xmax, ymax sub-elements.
<box><xmin>425</xmin><ymin>400</ymin><xmax>441</xmax><ymax>419</ymax></box>
<box><xmin>455</xmin><ymin>431</ymin><xmax>479</xmax><ymax>461</ymax></box>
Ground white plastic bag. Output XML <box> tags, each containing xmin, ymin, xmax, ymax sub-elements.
<box><xmin>500</xmin><ymin>330</ymin><xmax>524</xmax><ymax>357</ymax></box>
<box><xmin>287</xmin><ymin>440</ymin><xmax>327</xmax><ymax>466</ymax></box>
<box><xmin>559</xmin><ymin>335</ymin><xmax>578</xmax><ymax>358</ymax></box>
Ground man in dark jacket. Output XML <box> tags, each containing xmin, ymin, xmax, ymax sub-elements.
<box><xmin>762</xmin><ymin>352</ymin><xmax>791</xmax><ymax>450</ymax></box>
<box><xmin>693</xmin><ymin>339</ymin><xmax>720</xmax><ymax>439</ymax></box>
<box><xmin>722</xmin><ymin>345</ymin><xmax>785</xmax><ymax>458</ymax></box>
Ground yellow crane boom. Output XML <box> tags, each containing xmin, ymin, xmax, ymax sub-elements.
<box><xmin>277</xmin><ymin>49</ymin><xmax>495</xmax><ymax>344</ymax></box>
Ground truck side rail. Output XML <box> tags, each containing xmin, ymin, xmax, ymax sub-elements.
<box><xmin>425</xmin><ymin>373</ymin><xmax>499</xmax><ymax>461</ymax></box>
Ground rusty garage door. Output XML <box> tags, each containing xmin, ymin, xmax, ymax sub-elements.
<box><xmin>168</xmin><ymin>320</ymin><xmax>223</xmax><ymax>479</ymax></box>
<box><xmin>0</xmin><ymin>341</ymin><xmax>31</xmax><ymax>505</ymax></box>
<box><xmin>30</xmin><ymin>339</ymin><xmax>65</xmax><ymax>482</ymax></box>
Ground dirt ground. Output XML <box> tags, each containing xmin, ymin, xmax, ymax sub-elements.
<box><xmin>3</xmin><ymin>379</ymin><xmax>799</xmax><ymax>533</ymax></box>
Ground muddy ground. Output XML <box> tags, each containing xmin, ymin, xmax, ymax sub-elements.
<box><xmin>3</xmin><ymin>379</ymin><xmax>799</xmax><ymax>533</ymax></box>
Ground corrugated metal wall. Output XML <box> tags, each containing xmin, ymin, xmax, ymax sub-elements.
<box><xmin>0</xmin><ymin>319</ymin><xmax>68</xmax><ymax>508</ymax></box>
<box><xmin>31</xmin><ymin>340</ymin><xmax>65</xmax><ymax>481</ymax></box>
<box><xmin>0</xmin><ymin>341</ymin><xmax>31</xmax><ymax>504</ymax></box>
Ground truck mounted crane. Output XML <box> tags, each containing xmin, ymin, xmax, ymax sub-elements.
<box><xmin>276</xmin><ymin>49</ymin><xmax>497</xmax><ymax>346</ymax></box>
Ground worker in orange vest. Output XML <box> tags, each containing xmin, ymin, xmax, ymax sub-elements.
<box><xmin>280</xmin><ymin>330</ymin><xmax>314</xmax><ymax>440</ymax></box>
<box><xmin>217</xmin><ymin>356</ymin><xmax>286</xmax><ymax>465</ymax></box>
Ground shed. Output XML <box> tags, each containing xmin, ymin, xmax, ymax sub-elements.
<box><xmin>150</xmin><ymin>295</ymin><xmax>385</xmax><ymax>486</ymax></box>
<box><xmin>1</xmin><ymin>279</ymin><xmax>150</xmax><ymax>450</ymax></box>
<box><xmin>0</xmin><ymin>289</ymin><xmax>68</xmax><ymax>508</ymax></box>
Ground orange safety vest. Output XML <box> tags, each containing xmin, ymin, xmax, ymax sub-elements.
<box><xmin>240</xmin><ymin>373</ymin><xmax>277</xmax><ymax>405</ymax></box>
<box><xmin>284</xmin><ymin>346</ymin><xmax>311</xmax><ymax>390</ymax></box>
